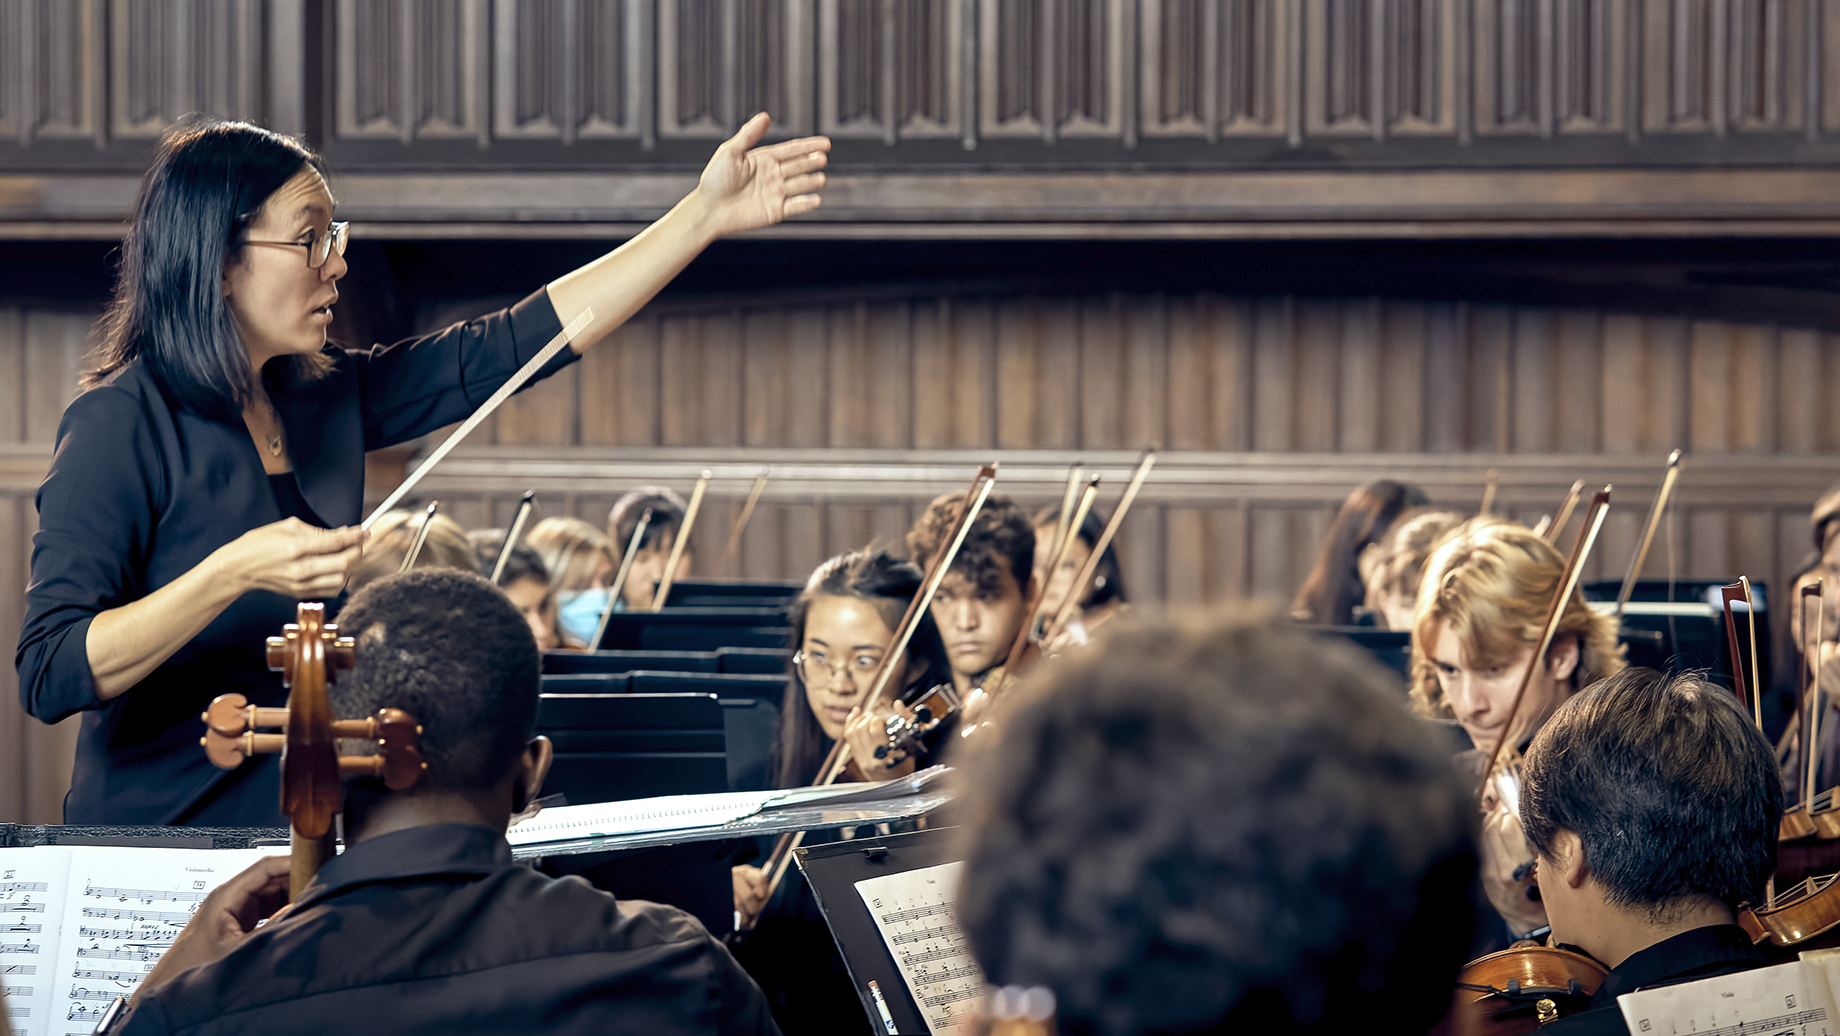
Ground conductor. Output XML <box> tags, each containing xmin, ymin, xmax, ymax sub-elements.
<box><xmin>15</xmin><ymin>114</ymin><xmax>830</xmax><ymax>826</ymax></box>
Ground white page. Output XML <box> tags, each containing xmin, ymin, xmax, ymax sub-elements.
<box><xmin>854</xmin><ymin>861</ymin><xmax>985</xmax><ymax>1036</ymax></box>
<box><xmin>1618</xmin><ymin>958</ymin><xmax>1838</xmax><ymax>1036</ymax></box>
<box><xmin>48</xmin><ymin>847</ymin><xmax>271</xmax><ymax>1036</ymax></box>
<box><xmin>0</xmin><ymin>848</ymin><xmax>73</xmax><ymax>1036</ymax></box>
<box><xmin>505</xmin><ymin>790</ymin><xmax>776</xmax><ymax>848</ymax></box>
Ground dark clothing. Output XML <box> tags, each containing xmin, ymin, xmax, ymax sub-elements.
<box><xmin>1541</xmin><ymin>925</ymin><xmax>1769</xmax><ymax>1034</ymax></box>
<box><xmin>267</xmin><ymin>472</ymin><xmax>325</xmax><ymax>527</ymax></box>
<box><xmin>116</xmin><ymin>823</ymin><xmax>779</xmax><ymax>1036</ymax></box>
<box><xmin>16</xmin><ymin>290</ymin><xmax>573</xmax><ymax>825</ymax></box>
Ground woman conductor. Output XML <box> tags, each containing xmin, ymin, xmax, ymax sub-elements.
<box><xmin>15</xmin><ymin>115</ymin><xmax>829</xmax><ymax>826</ymax></box>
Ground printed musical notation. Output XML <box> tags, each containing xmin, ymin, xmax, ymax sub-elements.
<box><xmin>1618</xmin><ymin>958</ymin><xmax>1840</xmax><ymax>1036</ymax></box>
<box><xmin>855</xmin><ymin>861</ymin><xmax>985</xmax><ymax>1036</ymax></box>
<box><xmin>80</xmin><ymin>883</ymin><xmax>206</xmax><ymax>906</ymax></box>
<box><xmin>79</xmin><ymin>905</ymin><xmax>193</xmax><ymax>926</ymax></box>
<box><xmin>72</xmin><ymin>946</ymin><xmax>164</xmax><ymax>963</ymax></box>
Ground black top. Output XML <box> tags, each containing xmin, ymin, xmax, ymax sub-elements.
<box><xmin>16</xmin><ymin>290</ymin><xmax>574</xmax><ymax>825</ymax></box>
<box><xmin>114</xmin><ymin>823</ymin><xmax>780</xmax><ymax>1036</ymax></box>
<box><xmin>1541</xmin><ymin>925</ymin><xmax>1769</xmax><ymax>1034</ymax></box>
<box><xmin>267</xmin><ymin>472</ymin><xmax>325</xmax><ymax>528</ymax></box>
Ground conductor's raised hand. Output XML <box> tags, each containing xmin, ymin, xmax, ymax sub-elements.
<box><xmin>214</xmin><ymin>518</ymin><xmax>367</xmax><ymax>600</ymax></box>
<box><xmin>694</xmin><ymin>113</ymin><xmax>830</xmax><ymax>238</ymax></box>
<box><xmin>132</xmin><ymin>855</ymin><xmax>290</xmax><ymax>1004</ymax></box>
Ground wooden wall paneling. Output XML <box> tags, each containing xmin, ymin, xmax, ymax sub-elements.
<box><xmin>1162</xmin><ymin>293</ymin><xmax>1211</xmax><ymax>451</ymax></box>
<box><xmin>994</xmin><ymin>295</ymin><xmax>1041</xmax><ymax>448</ymax></box>
<box><xmin>0</xmin><ymin>494</ymin><xmax>24</xmax><ymax>820</ymax></box>
<box><xmin>1378</xmin><ymin>299</ymin><xmax>1427</xmax><ymax>451</ymax></box>
<box><xmin>949</xmin><ymin>297</ymin><xmax>998</xmax><ymax>448</ymax></box>
<box><xmin>1076</xmin><ymin>294</ymin><xmax>1124</xmax><ymax>449</ymax></box>
<box><xmin>865</xmin><ymin>302</ymin><xmax>914</xmax><ymax>447</ymax></box>
<box><xmin>1163</xmin><ymin>504</ymin><xmax>1206</xmax><ymax>604</ymax></box>
<box><xmin>1250</xmin><ymin>296</ymin><xmax>1296</xmax><ymax>451</ymax></box>
<box><xmin>1120</xmin><ymin>294</ymin><xmax>1168</xmax><ymax>451</ymax></box>
<box><xmin>1422</xmin><ymin>302</ymin><xmax>1466</xmax><ymax>452</ymax></box>
<box><xmin>820</xmin><ymin>0</ymin><xmax>962</xmax><ymax>141</ymax></box>
<box><xmin>660</xmin><ymin>0</ymin><xmax>812</xmax><ymax>140</ymax></box>
<box><xmin>1248</xmin><ymin>503</ymin><xmax>1326</xmax><ymax>605</ymax></box>
<box><xmin>1381</xmin><ymin>0</ymin><xmax>1457</xmax><ymax>136</ymax></box>
<box><xmin>1306</xmin><ymin>0</ymin><xmax>1377</xmax><ymax>137</ymax></box>
<box><xmin>1731</xmin><ymin>321</ymin><xmax>1779</xmax><ymax>453</ymax></box>
<box><xmin>1825</xmin><ymin>0</ymin><xmax>1840</xmax><ymax>134</ymax></box>
<box><xmin>336</xmin><ymin>0</ymin><xmax>488</xmax><ymax>144</ymax></box>
<box><xmin>910</xmin><ymin>298</ymin><xmax>956</xmax><ymax>450</ymax></box>
<box><xmin>659</xmin><ymin>310</ymin><xmax>743</xmax><ymax>446</ymax></box>
<box><xmin>4</xmin><ymin>0</ymin><xmax>104</xmax><ymax>147</ymax></box>
<box><xmin>1820</xmin><ymin>331</ymin><xmax>1840</xmax><ymax>452</ymax></box>
<box><xmin>1644</xmin><ymin>0</ymin><xmax>1719</xmax><ymax>134</ymax></box>
<box><xmin>109</xmin><ymin>0</ymin><xmax>261</xmax><ymax>139</ymax></box>
<box><xmin>1779</xmin><ymin>325</ymin><xmax>1822</xmax><ymax>453</ymax></box>
<box><xmin>496</xmin><ymin>363</ymin><xmax>578</xmax><ymax>447</ymax></box>
<box><xmin>492</xmin><ymin>0</ymin><xmax>646</xmax><ymax>143</ymax></box>
<box><xmin>580</xmin><ymin>313</ymin><xmax>661</xmax><ymax>446</ymax></box>
<box><xmin>1471</xmin><ymin>0</ymin><xmax>1541</xmax><ymax>135</ymax></box>
<box><xmin>1034</xmin><ymin>298</ymin><xmax>1079</xmax><ymax>448</ymax></box>
<box><xmin>1293</xmin><ymin>299</ymin><xmax>1340</xmax><ymax>452</ymax></box>
<box><xmin>826</xmin><ymin>302</ymin><xmax>870</xmax><ymax>445</ymax></box>
<box><xmin>22</xmin><ymin>308</ymin><xmax>89</xmax><ymax>444</ymax></box>
<box><xmin>1467</xmin><ymin>305</ymin><xmax>1510</xmax><ymax>452</ymax></box>
<box><xmin>980</xmin><ymin>0</ymin><xmax>1127</xmax><ymax>141</ymax></box>
<box><xmin>1337</xmin><ymin>296</ymin><xmax>1382</xmax><ymax>451</ymax></box>
<box><xmin>1599</xmin><ymin>312</ymin><xmax>1645</xmax><ymax>452</ymax></box>
<box><xmin>1726</xmin><ymin>0</ymin><xmax>1804</xmax><ymax>133</ymax></box>
<box><xmin>1509</xmin><ymin>307</ymin><xmax>1557</xmax><ymax>452</ymax></box>
<box><xmin>0</xmin><ymin>306</ymin><xmax>23</xmax><ymax>442</ymax></box>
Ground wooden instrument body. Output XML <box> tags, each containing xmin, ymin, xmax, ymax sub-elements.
<box><xmin>1454</xmin><ymin>946</ymin><xmax>1608</xmax><ymax>1035</ymax></box>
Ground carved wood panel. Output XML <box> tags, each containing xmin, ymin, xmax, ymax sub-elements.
<box><xmin>819</xmin><ymin>0</ymin><xmax>964</xmax><ymax>142</ymax></box>
<box><xmin>979</xmin><ymin>0</ymin><xmax>1128</xmax><ymax>140</ymax></box>
<box><xmin>109</xmin><ymin>0</ymin><xmax>261</xmax><ymax>139</ymax></box>
<box><xmin>658</xmin><ymin>0</ymin><xmax>812</xmax><ymax>139</ymax></box>
<box><xmin>335</xmin><ymin>0</ymin><xmax>487</xmax><ymax>144</ymax></box>
<box><xmin>1140</xmin><ymin>0</ymin><xmax>1290</xmax><ymax>138</ymax></box>
<box><xmin>492</xmin><ymin>0</ymin><xmax>647</xmax><ymax>143</ymax></box>
<box><xmin>0</xmin><ymin>0</ymin><xmax>104</xmax><ymax>147</ymax></box>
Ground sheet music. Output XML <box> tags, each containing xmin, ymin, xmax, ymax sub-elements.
<box><xmin>505</xmin><ymin>790</ymin><xmax>775</xmax><ymax>847</ymax></box>
<box><xmin>1618</xmin><ymin>958</ymin><xmax>1838</xmax><ymax>1036</ymax></box>
<box><xmin>0</xmin><ymin>849</ymin><xmax>70</xmax><ymax>1036</ymax></box>
<box><xmin>854</xmin><ymin>861</ymin><xmax>984</xmax><ymax>1036</ymax></box>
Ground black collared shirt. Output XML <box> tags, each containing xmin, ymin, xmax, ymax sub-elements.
<box><xmin>1541</xmin><ymin>925</ymin><xmax>1768</xmax><ymax>1034</ymax></box>
<box><xmin>116</xmin><ymin>824</ymin><xmax>779</xmax><ymax>1036</ymax></box>
<box><xmin>16</xmin><ymin>290</ymin><xmax>574</xmax><ymax>825</ymax></box>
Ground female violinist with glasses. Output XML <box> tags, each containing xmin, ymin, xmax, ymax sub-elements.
<box><xmin>15</xmin><ymin>114</ymin><xmax>829</xmax><ymax>826</ymax></box>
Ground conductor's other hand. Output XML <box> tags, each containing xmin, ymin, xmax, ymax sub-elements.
<box><xmin>695</xmin><ymin>113</ymin><xmax>830</xmax><ymax>238</ymax></box>
<box><xmin>217</xmin><ymin>518</ymin><xmax>367</xmax><ymax>599</ymax></box>
<box><xmin>132</xmin><ymin>855</ymin><xmax>290</xmax><ymax>1005</ymax></box>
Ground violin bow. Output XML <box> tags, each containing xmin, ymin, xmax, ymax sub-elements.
<box><xmin>591</xmin><ymin>508</ymin><xmax>653</xmax><ymax>651</ymax></box>
<box><xmin>489</xmin><ymin>491</ymin><xmax>537</xmax><ymax>585</ymax></box>
<box><xmin>1050</xmin><ymin>462</ymin><xmax>1084</xmax><ymax>564</ymax></box>
<box><xmin>362</xmin><ymin>307</ymin><xmax>596</xmax><ymax>529</ymax></box>
<box><xmin>723</xmin><ymin>467</ymin><xmax>770</xmax><ymax>571</ymax></box>
<box><xmin>1479</xmin><ymin>469</ymin><xmax>1499</xmax><ymax>517</ymax></box>
<box><xmin>1720</xmin><ymin>577</ymin><xmax>1765</xmax><ymax>730</ymax></box>
<box><xmin>1806</xmin><ymin>580</ymin><xmax>1825</xmax><ymax>818</ymax></box>
<box><xmin>1042</xmin><ymin>450</ymin><xmax>1157</xmax><ymax>645</ymax></box>
<box><xmin>397</xmin><ymin>502</ymin><xmax>440</xmax><ymax>573</ymax></box>
<box><xmin>753</xmin><ymin>465</ymin><xmax>999</xmax><ymax>913</ymax></box>
<box><xmin>1479</xmin><ymin>487</ymin><xmax>1611</xmax><ymax>795</ymax></box>
<box><xmin>1542</xmin><ymin>480</ymin><xmax>1584</xmax><ymax>545</ymax></box>
<box><xmin>1613</xmin><ymin>451</ymin><xmax>1683</xmax><ymax>622</ymax></box>
<box><xmin>651</xmin><ymin>471</ymin><xmax>710</xmax><ymax>611</ymax></box>
<box><xmin>982</xmin><ymin>475</ymin><xmax>1102</xmax><ymax>709</ymax></box>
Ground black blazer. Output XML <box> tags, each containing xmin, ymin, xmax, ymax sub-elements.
<box><xmin>15</xmin><ymin>289</ymin><xmax>573</xmax><ymax>825</ymax></box>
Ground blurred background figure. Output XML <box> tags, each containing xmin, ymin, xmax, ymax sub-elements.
<box><xmin>526</xmin><ymin>517</ymin><xmax>616</xmax><ymax>649</ymax></box>
<box><xmin>470</xmin><ymin>530</ymin><xmax>560</xmax><ymax>653</ymax></box>
<box><xmin>346</xmin><ymin>509</ymin><xmax>477</xmax><ymax>592</ymax></box>
<box><xmin>1292</xmin><ymin>479</ymin><xmax>1429</xmax><ymax>626</ymax></box>
<box><xmin>608</xmin><ymin>487</ymin><xmax>691</xmax><ymax>612</ymax></box>
<box><xmin>1030</xmin><ymin>505</ymin><xmax>1128</xmax><ymax>634</ymax></box>
<box><xmin>1360</xmin><ymin>510</ymin><xmax>1464</xmax><ymax>630</ymax></box>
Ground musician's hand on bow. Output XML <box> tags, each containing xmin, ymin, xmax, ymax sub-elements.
<box><xmin>214</xmin><ymin>518</ymin><xmax>367</xmax><ymax>600</ymax></box>
<box><xmin>132</xmin><ymin>855</ymin><xmax>290</xmax><ymax>1004</ymax></box>
<box><xmin>732</xmin><ymin>864</ymin><xmax>769</xmax><ymax>929</ymax></box>
<box><xmin>694</xmin><ymin>113</ymin><xmax>830</xmax><ymax>238</ymax></box>
<box><xmin>1479</xmin><ymin>803</ymin><xmax>1548</xmax><ymax>937</ymax></box>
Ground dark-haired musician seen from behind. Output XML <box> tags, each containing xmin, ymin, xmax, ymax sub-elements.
<box><xmin>16</xmin><ymin>114</ymin><xmax>828</xmax><ymax>825</ymax></box>
<box><xmin>110</xmin><ymin>569</ymin><xmax>779</xmax><ymax>1036</ymax></box>
<box><xmin>1523</xmin><ymin>667</ymin><xmax>1776</xmax><ymax>1035</ymax></box>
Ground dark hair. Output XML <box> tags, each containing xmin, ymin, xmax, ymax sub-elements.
<box><xmin>1031</xmin><ymin>505</ymin><xmax>1127</xmax><ymax>607</ymax></box>
<box><xmin>1521</xmin><ymin>667</ymin><xmax>1781</xmax><ymax>917</ymax></box>
<box><xmin>468</xmin><ymin>531</ymin><xmax>553</xmax><ymax>589</ymax></box>
<box><xmin>954</xmin><ymin>609</ymin><xmax>1475</xmax><ymax>1036</ymax></box>
<box><xmin>86</xmin><ymin>118</ymin><xmax>333</xmax><ymax>417</ymax></box>
<box><xmin>906</xmin><ymin>493</ymin><xmax>1034</xmax><ymax>600</ymax></box>
<box><xmin>1292</xmin><ymin>479</ymin><xmax>1430</xmax><ymax>626</ymax></box>
<box><xmin>609</xmin><ymin>487</ymin><xmax>687</xmax><ymax>553</ymax></box>
<box><xmin>773</xmin><ymin>549</ymin><xmax>953</xmax><ymax>789</ymax></box>
<box><xmin>333</xmin><ymin>569</ymin><xmax>540</xmax><ymax>793</ymax></box>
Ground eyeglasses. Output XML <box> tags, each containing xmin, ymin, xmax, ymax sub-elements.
<box><xmin>241</xmin><ymin>221</ymin><xmax>350</xmax><ymax>269</ymax></box>
<box><xmin>792</xmin><ymin>648</ymin><xmax>883</xmax><ymax>685</ymax></box>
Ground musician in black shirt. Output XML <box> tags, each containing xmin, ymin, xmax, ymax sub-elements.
<box><xmin>15</xmin><ymin>114</ymin><xmax>829</xmax><ymax>825</ymax></box>
<box><xmin>1523</xmin><ymin>668</ymin><xmax>1777</xmax><ymax>1035</ymax></box>
<box><xmin>111</xmin><ymin>569</ymin><xmax>778</xmax><ymax>1036</ymax></box>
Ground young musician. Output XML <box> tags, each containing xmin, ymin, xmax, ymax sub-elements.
<box><xmin>1411</xmin><ymin>518</ymin><xmax>1626</xmax><ymax>945</ymax></box>
<box><xmin>344</xmin><ymin>509</ymin><xmax>478</xmax><ymax>591</ymax></box>
<box><xmin>109</xmin><ymin>569</ymin><xmax>779</xmax><ymax>1035</ymax></box>
<box><xmin>1359</xmin><ymin>509</ymin><xmax>1462</xmax><ymax>630</ymax></box>
<box><xmin>953</xmin><ymin>609</ymin><xmax>1476</xmax><ymax>1036</ymax></box>
<box><xmin>1291</xmin><ymin>478</ymin><xmax>1429</xmax><ymax>626</ymax></box>
<box><xmin>470</xmin><ymin>534</ymin><xmax>561</xmax><ymax>652</ymax></box>
<box><xmin>16</xmin><ymin>115</ymin><xmax>829</xmax><ymax>825</ymax></box>
<box><xmin>904</xmin><ymin>494</ymin><xmax>1036</xmax><ymax>696</ymax></box>
<box><xmin>728</xmin><ymin>549</ymin><xmax>952</xmax><ymax>1034</ymax></box>
<box><xmin>1783</xmin><ymin>483</ymin><xmax>1840</xmax><ymax>795</ymax></box>
<box><xmin>607</xmin><ymin>487</ymin><xmax>692</xmax><ymax>611</ymax></box>
<box><xmin>525</xmin><ymin>516</ymin><xmax>617</xmax><ymax>648</ymax></box>
<box><xmin>1029</xmin><ymin>505</ymin><xmax>1128</xmax><ymax>633</ymax></box>
<box><xmin>1522</xmin><ymin>668</ymin><xmax>1776</xmax><ymax>1035</ymax></box>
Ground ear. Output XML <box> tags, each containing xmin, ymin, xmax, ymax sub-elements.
<box><xmin>1547</xmin><ymin>632</ymin><xmax>1582</xmax><ymax>684</ymax></box>
<box><xmin>1549</xmin><ymin>829</ymin><xmax>1590</xmax><ymax>889</ymax></box>
<box><xmin>511</xmin><ymin>736</ymin><xmax>554</xmax><ymax>814</ymax></box>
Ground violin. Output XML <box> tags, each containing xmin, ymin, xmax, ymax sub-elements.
<box><xmin>199</xmin><ymin>601</ymin><xmax>426</xmax><ymax>898</ymax></box>
<box><xmin>1453</xmin><ymin>945</ymin><xmax>1608</xmax><ymax>1034</ymax></box>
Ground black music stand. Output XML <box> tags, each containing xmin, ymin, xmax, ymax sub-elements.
<box><xmin>797</xmin><ymin>827</ymin><xmax>964</xmax><ymax>1036</ymax></box>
